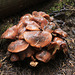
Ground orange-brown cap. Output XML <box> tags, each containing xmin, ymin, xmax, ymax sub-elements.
<box><xmin>44</xmin><ymin>25</ymin><xmax>54</xmax><ymax>33</ymax></box>
<box><xmin>35</xmin><ymin>51</ymin><xmax>51</xmax><ymax>63</ymax></box>
<box><xmin>23</xmin><ymin>31</ymin><xmax>52</xmax><ymax>48</ymax></box>
<box><xmin>32</xmin><ymin>11</ymin><xmax>46</xmax><ymax>17</ymax></box>
<box><xmin>20</xmin><ymin>14</ymin><xmax>32</xmax><ymax>20</ymax></box>
<box><xmin>42</xmin><ymin>14</ymin><xmax>51</xmax><ymax>21</ymax></box>
<box><xmin>18</xmin><ymin>27</ymin><xmax>26</xmax><ymax>35</ymax></box>
<box><xmin>1</xmin><ymin>25</ymin><xmax>18</xmax><ymax>39</ymax></box>
<box><xmin>53</xmin><ymin>37</ymin><xmax>66</xmax><ymax>46</ymax></box>
<box><xmin>8</xmin><ymin>40</ymin><xmax>29</xmax><ymax>53</ymax></box>
<box><xmin>53</xmin><ymin>28</ymin><xmax>68</xmax><ymax>37</ymax></box>
<box><xmin>30</xmin><ymin>17</ymin><xmax>48</xmax><ymax>29</ymax></box>
<box><xmin>26</xmin><ymin>24</ymin><xmax>40</xmax><ymax>31</ymax></box>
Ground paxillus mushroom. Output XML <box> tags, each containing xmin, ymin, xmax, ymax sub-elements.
<box><xmin>23</xmin><ymin>31</ymin><xmax>52</xmax><ymax>48</ymax></box>
<box><xmin>36</xmin><ymin>51</ymin><xmax>51</xmax><ymax>63</ymax></box>
<box><xmin>1</xmin><ymin>11</ymin><xmax>68</xmax><ymax>67</ymax></box>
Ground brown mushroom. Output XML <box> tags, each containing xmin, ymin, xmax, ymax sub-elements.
<box><xmin>53</xmin><ymin>28</ymin><xmax>68</xmax><ymax>37</ymax></box>
<box><xmin>53</xmin><ymin>37</ymin><xmax>66</xmax><ymax>46</ymax></box>
<box><xmin>32</xmin><ymin>11</ymin><xmax>46</xmax><ymax>17</ymax></box>
<box><xmin>26</xmin><ymin>24</ymin><xmax>40</xmax><ymax>31</ymax></box>
<box><xmin>23</xmin><ymin>31</ymin><xmax>52</xmax><ymax>48</ymax></box>
<box><xmin>1</xmin><ymin>25</ymin><xmax>18</xmax><ymax>39</ymax></box>
<box><xmin>18</xmin><ymin>27</ymin><xmax>26</xmax><ymax>35</ymax></box>
<box><xmin>10</xmin><ymin>54</ymin><xmax>19</xmax><ymax>62</ymax></box>
<box><xmin>32</xmin><ymin>11</ymin><xmax>52</xmax><ymax>22</ymax></box>
<box><xmin>8</xmin><ymin>40</ymin><xmax>29</xmax><ymax>53</ymax></box>
<box><xmin>35</xmin><ymin>51</ymin><xmax>51</xmax><ymax>63</ymax></box>
<box><xmin>42</xmin><ymin>14</ymin><xmax>51</xmax><ymax>21</ymax></box>
<box><xmin>30</xmin><ymin>17</ymin><xmax>48</xmax><ymax>29</ymax></box>
<box><xmin>44</xmin><ymin>22</ymin><xmax>55</xmax><ymax>33</ymax></box>
<box><xmin>51</xmin><ymin>37</ymin><xmax>67</xmax><ymax>55</ymax></box>
<box><xmin>20</xmin><ymin>14</ymin><xmax>32</xmax><ymax>20</ymax></box>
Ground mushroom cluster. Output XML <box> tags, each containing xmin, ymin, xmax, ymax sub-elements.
<box><xmin>1</xmin><ymin>11</ymin><xmax>68</xmax><ymax>67</ymax></box>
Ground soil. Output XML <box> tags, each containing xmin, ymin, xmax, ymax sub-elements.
<box><xmin>0</xmin><ymin>0</ymin><xmax>75</xmax><ymax>75</ymax></box>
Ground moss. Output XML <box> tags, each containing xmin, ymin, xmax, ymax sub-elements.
<box><xmin>47</xmin><ymin>0</ymin><xmax>74</xmax><ymax>13</ymax></box>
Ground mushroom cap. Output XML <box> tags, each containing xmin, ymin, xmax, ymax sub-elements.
<box><xmin>53</xmin><ymin>37</ymin><xmax>66</xmax><ymax>46</ymax></box>
<box><xmin>35</xmin><ymin>51</ymin><xmax>51</xmax><ymax>63</ymax></box>
<box><xmin>20</xmin><ymin>14</ymin><xmax>32</xmax><ymax>20</ymax></box>
<box><xmin>42</xmin><ymin>14</ymin><xmax>51</xmax><ymax>21</ymax></box>
<box><xmin>23</xmin><ymin>31</ymin><xmax>52</xmax><ymax>48</ymax></box>
<box><xmin>26</xmin><ymin>24</ymin><xmax>40</xmax><ymax>31</ymax></box>
<box><xmin>8</xmin><ymin>40</ymin><xmax>29</xmax><ymax>53</ymax></box>
<box><xmin>53</xmin><ymin>28</ymin><xmax>68</xmax><ymax>37</ymax></box>
<box><xmin>10</xmin><ymin>54</ymin><xmax>20</xmax><ymax>62</ymax></box>
<box><xmin>1</xmin><ymin>25</ymin><xmax>18</xmax><ymax>39</ymax></box>
<box><xmin>32</xmin><ymin>11</ymin><xmax>46</xmax><ymax>17</ymax></box>
<box><xmin>44</xmin><ymin>25</ymin><xmax>55</xmax><ymax>33</ymax></box>
<box><xmin>32</xmin><ymin>11</ymin><xmax>51</xmax><ymax>22</ymax></box>
<box><xmin>17</xmin><ymin>22</ymin><xmax>24</xmax><ymax>29</ymax></box>
<box><xmin>18</xmin><ymin>27</ymin><xmax>26</xmax><ymax>35</ymax></box>
<box><xmin>30</xmin><ymin>17</ymin><xmax>48</xmax><ymax>29</ymax></box>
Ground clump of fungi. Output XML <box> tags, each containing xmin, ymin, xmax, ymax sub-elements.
<box><xmin>1</xmin><ymin>11</ymin><xmax>68</xmax><ymax>67</ymax></box>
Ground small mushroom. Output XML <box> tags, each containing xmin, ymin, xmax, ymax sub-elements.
<box><xmin>53</xmin><ymin>28</ymin><xmax>68</xmax><ymax>37</ymax></box>
<box><xmin>42</xmin><ymin>14</ymin><xmax>51</xmax><ymax>21</ymax></box>
<box><xmin>51</xmin><ymin>37</ymin><xmax>67</xmax><ymax>55</ymax></box>
<box><xmin>10</xmin><ymin>54</ymin><xmax>19</xmax><ymax>62</ymax></box>
<box><xmin>8</xmin><ymin>40</ymin><xmax>29</xmax><ymax>53</ymax></box>
<box><xmin>1</xmin><ymin>25</ymin><xmax>18</xmax><ymax>39</ymax></box>
<box><xmin>23</xmin><ymin>31</ymin><xmax>52</xmax><ymax>48</ymax></box>
<box><xmin>53</xmin><ymin>37</ymin><xmax>66</xmax><ymax>46</ymax></box>
<box><xmin>30</xmin><ymin>61</ymin><xmax>38</xmax><ymax>67</ymax></box>
<box><xmin>35</xmin><ymin>51</ymin><xmax>51</xmax><ymax>63</ymax></box>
